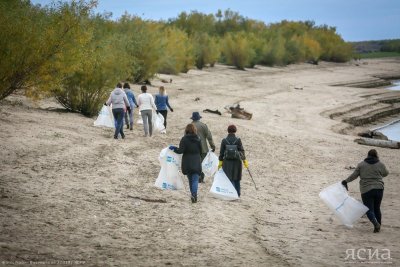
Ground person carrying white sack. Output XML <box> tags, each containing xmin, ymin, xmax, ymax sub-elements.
<box><xmin>105</xmin><ymin>82</ymin><xmax>131</xmax><ymax>139</ymax></box>
<box><xmin>341</xmin><ymin>149</ymin><xmax>389</xmax><ymax>233</ymax></box>
<box><xmin>137</xmin><ymin>85</ymin><xmax>157</xmax><ymax>137</ymax></box>
<box><xmin>191</xmin><ymin>111</ymin><xmax>216</xmax><ymax>183</ymax></box>
<box><xmin>218</xmin><ymin>124</ymin><xmax>248</xmax><ymax>197</ymax></box>
<box><xmin>169</xmin><ymin>123</ymin><xmax>202</xmax><ymax>203</ymax></box>
<box><xmin>123</xmin><ymin>82</ymin><xmax>138</xmax><ymax>131</ymax></box>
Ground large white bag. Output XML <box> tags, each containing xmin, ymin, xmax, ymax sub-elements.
<box><xmin>202</xmin><ymin>151</ymin><xmax>219</xmax><ymax>178</ymax></box>
<box><xmin>137</xmin><ymin>111</ymin><xmax>143</xmax><ymax>125</ymax></box>
<box><xmin>319</xmin><ymin>182</ymin><xmax>369</xmax><ymax>227</ymax></box>
<box><xmin>155</xmin><ymin>147</ymin><xmax>184</xmax><ymax>190</ymax></box>
<box><xmin>209</xmin><ymin>169</ymin><xmax>239</xmax><ymax>201</ymax></box>
<box><xmin>93</xmin><ymin>105</ymin><xmax>114</xmax><ymax>128</ymax></box>
<box><xmin>153</xmin><ymin>112</ymin><xmax>166</xmax><ymax>133</ymax></box>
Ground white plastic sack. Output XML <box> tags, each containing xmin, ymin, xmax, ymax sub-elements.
<box><xmin>319</xmin><ymin>182</ymin><xmax>369</xmax><ymax>227</ymax></box>
<box><xmin>153</xmin><ymin>112</ymin><xmax>166</xmax><ymax>133</ymax></box>
<box><xmin>93</xmin><ymin>105</ymin><xmax>114</xmax><ymax>128</ymax></box>
<box><xmin>209</xmin><ymin>169</ymin><xmax>239</xmax><ymax>201</ymax></box>
<box><xmin>201</xmin><ymin>151</ymin><xmax>219</xmax><ymax>178</ymax></box>
<box><xmin>137</xmin><ymin>111</ymin><xmax>143</xmax><ymax>125</ymax></box>
<box><xmin>155</xmin><ymin>147</ymin><xmax>184</xmax><ymax>190</ymax></box>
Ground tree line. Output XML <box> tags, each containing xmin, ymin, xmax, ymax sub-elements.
<box><xmin>380</xmin><ymin>40</ymin><xmax>400</xmax><ymax>53</ymax></box>
<box><xmin>0</xmin><ymin>0</ymin><xmax>354</xmax><ymax>116</ymax></box>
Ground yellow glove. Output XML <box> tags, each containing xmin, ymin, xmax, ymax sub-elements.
<box><xmin>218</xmin><ymin>161</ymin><xmax>223</xmax><ymax>169</ymax></box>
<box><xmin>243</xmin><ymin>160</ymin><xmax>249</xmax><ymax>169</ymax></box>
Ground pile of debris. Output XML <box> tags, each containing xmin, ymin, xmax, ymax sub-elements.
<box><xmin>225</xmin><ymin>104</ymin><xmax>252</xmax><ymax>120</ymax></box>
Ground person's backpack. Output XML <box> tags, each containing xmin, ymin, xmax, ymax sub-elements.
<box><xmin>224</xmin><ymin>138</ymin><xmax>241</xmax><ymax>160</ymax></box>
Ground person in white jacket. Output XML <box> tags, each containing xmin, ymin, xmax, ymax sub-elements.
<box><xmin>105</xmin><ymin>83</ymin><xmax>130</xmax><ymax>139</ymax></box>
<box><xmin>137</xmin><ymin>85</ymin><xmax>157</xmax><ymax>137</ymax></box>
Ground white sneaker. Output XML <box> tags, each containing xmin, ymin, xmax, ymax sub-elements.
<box><xmin>160</xmin><ymin>129</ymin><xmax>167</xmax><ymax>134</ymax></box>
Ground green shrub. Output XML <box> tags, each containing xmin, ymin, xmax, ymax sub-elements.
<box><xmin>53</xmin><ymin>17</ymin><xmax>130</xmax><ymax>117</ymax></box>
<box><xmin>117</xmin><ymin>16</ymin><xmax>164</xmax><ymax>83</ymax></box>
<box><xmin>192</xmin><ymin>33</ymin><xmax>220</xmax><ymax>69</ymax></box>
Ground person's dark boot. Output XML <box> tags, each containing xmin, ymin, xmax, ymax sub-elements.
<box><xmin>199</xmin><ymin>173</ymin><xmax>205</xmax><ymax>183</ymax></box>
<box><xmin>191</xmin><ymin>196</ymin><xmax>196</xmax><ymax>203</ymax></box>
<box><xmin>126</xmin><ymin>124</ymin><xmax>129</xmax><ymax>129</ymax></box>
<box><xmin>130</xmin><ymin>124</ymin><xmax>133</xmax><ymax>131</ymax></box>
<box><xmin>373</xmin><ymin>220</ymin><xmax>381</xmax><ymax>233</ymax></box>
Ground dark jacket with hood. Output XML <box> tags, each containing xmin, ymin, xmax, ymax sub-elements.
<box><xmin>174</xmin><ymin>134</ymin><xmax>202</xmax><ymax>175</ymax></box>
<box><xmin>345</xmin><ymin>156</ymin><xmax>389</xmax><ymax>194</ymax></box>
<box><xmin>219</xmin><ymin>133</ymin><xmax>246</xmax><ymax>181</ymax></box>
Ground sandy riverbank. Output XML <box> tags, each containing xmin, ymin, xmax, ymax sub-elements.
<box><xmin>1</xmin><ymin>58</ymin><xmax>399</xmax><ymax>266</ymax></box>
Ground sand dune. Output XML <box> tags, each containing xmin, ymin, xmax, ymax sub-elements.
<box><xmin>1</xmin><ymin>58</ymin><xmax>399</xmax><ymax>266</ymax></box>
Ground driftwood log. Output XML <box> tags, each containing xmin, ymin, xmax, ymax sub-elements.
<box><xmin>357</xmin><ymin>130</ymin><xmax>389</xmax><ymax>140</ymax></box>
<box><xmin>354</xmin><ymin>138</ymin><xmax>400</xmax><ymax>149</ymax></box>
<box><xmin>203</xmin><ymin>109</ymin><xmax>222</xmax><ymax>115</ymax></box>
<box><xmin>225</xmin><ymin>104</ymin><xmax>252</xmax><ymax>120</ymax></box>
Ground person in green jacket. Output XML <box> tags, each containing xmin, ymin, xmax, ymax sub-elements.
<box><xmin>342</xmin><ymin>149</ymin><xmax>389</xmax><ymax>233</ymax></box>
<box><xmin>191</xmin><ymin>112</ymin><xmax>216</xmax><ymax>183</ymax></box>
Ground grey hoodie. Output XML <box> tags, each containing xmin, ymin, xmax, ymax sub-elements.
<box><xmin>106</xmin><ymin>88</ymin><xmax>130</xmax><ymax>110</ymax></box>
<box><xmin>345</xmin><ymin>158</ymin><xmax>389</xmax><ymax>194</ymax></box>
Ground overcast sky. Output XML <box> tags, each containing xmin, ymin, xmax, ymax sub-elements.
<box><xmin>31</xmin><ymin>0</ymin><xmax>400</xmax><ymax>42</ymax></box>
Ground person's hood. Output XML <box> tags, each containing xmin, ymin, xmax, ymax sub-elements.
<box><xmin>364</xmin><ymin>156</ymin><xmax>379</xmax><ymax>164</ymax></box>
<box><xmin>113</xmin><ymin>88</ymin><xmax>123</xmax><ymax>95</ymax></box>
<box><xmin>186</xmin><ymin>133</ymin><xmax>200</xmax><ymax>142</ymax></box>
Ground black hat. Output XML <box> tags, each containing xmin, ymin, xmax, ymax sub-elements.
<box><xmin>190</xmin><ymin>112</ymin><xmax>202</xmax><ymax>121</ymax></box>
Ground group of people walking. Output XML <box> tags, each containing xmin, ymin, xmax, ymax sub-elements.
<box><xmin>169</xmin><ymin>112</ymin><xmax>248</xmax><ymax>203</ymax></box>
<box><xmin>106</xmin><ymin>83</ymin><xmax>249</xmax><ymax>204</ymax></box>
<box><xmin>105</xmin><ymin>82</ymin><xmax>390</xmax><ymax>234</ymax></box>
<box><xmin>105</xmin><ymin>83</ymin><xmax>173</xmax><ymax>139</ymax></box>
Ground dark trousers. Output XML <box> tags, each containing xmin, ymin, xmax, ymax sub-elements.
<box><xmin>230</xmin><ymin>179</ymin><xmax>241</xmax><ymax>197</ymax></box>
<box><xmin>124</xmin><ymin>108</ymin><xmax>133</xmax><ymax>127</ymax></box>
<box><xmin>361</xmin><ymin>189</ymin><xmax>384</xmax><ymax>224</ymax></box>
<box><xmin>158</xmin><ymin>110</ymin><xmax>168</xmax><ymax>128</ymax></box>
<box><xmin>112</xmin><ymin>108</ymin><xmax>125</xmax><ymax>139</ymax></box>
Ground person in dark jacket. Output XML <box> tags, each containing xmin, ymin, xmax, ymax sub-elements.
<box><xmin>218</xmin><ymin>125</ymin><xmax>248</xmax><ymax>197</ymax></box>
<box><xmin>342</xmin><ymin>149</ymin><xmax>389</xmax><ymax>233</ymax></box>
<box><xmin>169</xmin><ymin>123</ymin><xmax>202</xmax><ymax>203</ymax></box>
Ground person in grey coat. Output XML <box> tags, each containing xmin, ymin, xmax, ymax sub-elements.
<box><xmin>105</xmin><ymin>83</ymin><xmax>130</xmax><ymax>139</ymax></box>
<box><xmin>218</xmin><ymin>125</ymin><xmax>248</xmax><ymax>197</ymax></box>
<box><xmin>191</xmin><ymin>112</ymin><xmax>216</xmax><ymax>183</ymax></box>
<box><xmin>342</xmin><ymin>149</ymin><xmax>389</xmax><ymax>233</ymax></box>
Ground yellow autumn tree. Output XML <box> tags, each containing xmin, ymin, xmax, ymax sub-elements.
<box><xmin>221</xmin><ymin>32</ymin><xmax>256</xmax><ymax>70</ymax></box>
<box><xmin>0</xmin><ymin>0</ymin><xmax>95</xmax><ymax>100</ymax></box>
<box><xmin>158</xmin><ymin>27</ymin><xmax>194</xmax><ymax>74</ymax></box>
<box><xmin>52</xmin><ymin>15</ymin><xmax>130</xmax><ymax>117</ymax></box>
<box><xmin>303</xmin><ymin>35</ymin><xmax>322</xmax><ymax>63</ymax></box>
